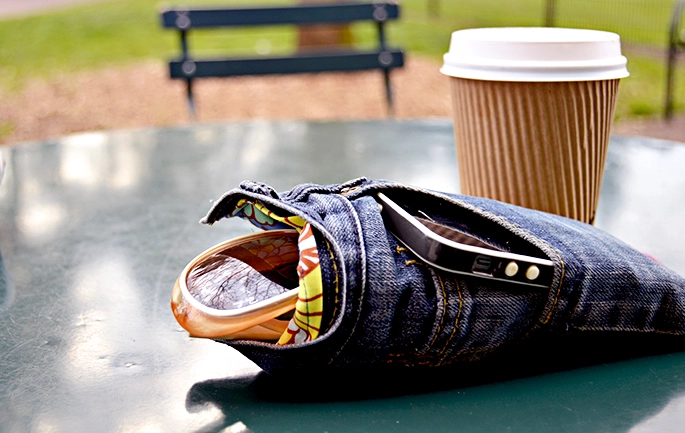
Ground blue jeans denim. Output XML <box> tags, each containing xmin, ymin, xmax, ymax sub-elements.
<box><xmin>202</xmin><ymin>178</ymin><xmax>685</xmax><ymax>373</ymax></box>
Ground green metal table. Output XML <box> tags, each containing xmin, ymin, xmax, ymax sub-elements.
<box><xmin>1</xmin><ymin>120</ymin><xmax>685</xmax><ymax>433</ymax></box>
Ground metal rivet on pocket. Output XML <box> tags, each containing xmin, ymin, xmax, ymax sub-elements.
<box><xmin>526</xmin><ymin>265</ymin><xmax>540</xmax><ymax>281</ymax></box>
<box><xmin>504</xmin><ymin>261</ymin><xmax>518</xmax><ymax>277</ymax></box>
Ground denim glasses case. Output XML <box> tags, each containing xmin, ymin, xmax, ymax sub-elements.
<box><xmin>201</xmin><ymin>178</ymin><xmax>685</xmax><ymax>373</ymax></box>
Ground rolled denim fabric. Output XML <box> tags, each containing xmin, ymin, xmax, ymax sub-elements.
<box><xmin>201</xmin><ymin>178</ymin><xmax>685</xmax><ymax>373</ymax></box>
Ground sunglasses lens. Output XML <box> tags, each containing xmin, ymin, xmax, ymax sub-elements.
<box><xmin>186</xmin><ymin>231</ymin><xmax>300</xmax><ymax>311</ymax></box>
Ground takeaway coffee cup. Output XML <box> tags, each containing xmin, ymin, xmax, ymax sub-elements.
<box><xmin>441</xmin><ymin>27</ymin><xmax>629</xmax><ymax>223</ymax></box>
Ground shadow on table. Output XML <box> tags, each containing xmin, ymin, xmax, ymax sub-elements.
<box><xmin>185</xmin><ymin>333</ymin><xmax>685</xmax><ymax>433</ymax></box>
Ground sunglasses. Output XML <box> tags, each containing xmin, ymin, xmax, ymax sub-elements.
<box><xmin>171</xmin><ymin>229</ymin><xmax>301</xmax><ymax>341</ymax></box>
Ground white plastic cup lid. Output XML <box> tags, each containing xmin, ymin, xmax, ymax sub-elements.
<box><xmin>441</xmin><ymin>27</ymin><xmax>629</xmax><ymax>82</ymax></box>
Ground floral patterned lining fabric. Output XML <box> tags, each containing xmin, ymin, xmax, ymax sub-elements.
<box><xmin>230</xmin><ymin>200</ymin><xmax>323</xmax><ymax>344</ymax></box>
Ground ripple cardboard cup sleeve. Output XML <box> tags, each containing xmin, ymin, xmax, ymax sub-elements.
<box><xmin>441</xmin><ymin>27</ymin><xmax>629</xmax><ymax>224</ymax></box>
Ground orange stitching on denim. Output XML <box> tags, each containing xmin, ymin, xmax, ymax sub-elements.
<box><xmin>396</xmin><ymin>245</ymin><xmax>441</xmax><ymax>356</ymax></box>
<box><xmin>425</xmin><ymin>271</ymin><xmax>448</xmax><ymax>353</ymax></box>
<box><xmin>437</xmin><ymin>277</ymin><xmax>463</xmax><ymax>363</ymax></box>
<box><xmin>448</xmin><ymin>251</ymin><xmax>564</xmax><ymax>358</ymax></box>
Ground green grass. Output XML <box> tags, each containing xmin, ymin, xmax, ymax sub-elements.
<box><xmin>0</xmin><ymin>121</ymin><xmax>13</xmax><ymax>141</ymax></box>
<box><xmin>1</xmin><ymin>0</ymin><xmax>684</xmax><ymax>118</ymax></box>
<box><xmin>615</xmin><ymin>52</ymin><xmax>679</xmax><ymax>119</ymax></box>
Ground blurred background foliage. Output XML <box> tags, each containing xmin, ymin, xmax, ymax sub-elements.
<box><xmin>0</xmin><ymin>0</ymin><xmax>683</xmax><ymax>120</ymax></box>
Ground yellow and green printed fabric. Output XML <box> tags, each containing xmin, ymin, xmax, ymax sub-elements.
<box><xmin>230</xmin><ymin>199</ymin><xmax>323</xmax><ymax>344</ymax></box>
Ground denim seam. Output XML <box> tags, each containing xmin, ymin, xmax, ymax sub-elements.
<box><xmin>323</xmin><ymin>237</ymin><xmax>341</xmax><ymax>330</ymax></box>
<box><xmin>451</xmin><ymin>322</ymin><xmax>518</xmax><ymax>357</ymax></box>
<box><xmin>204</xmin><ymin>189</ymin><xmax>350</xmax><ymax>350</ymax></box>
<box><xmin>541</xmin><ymin>247</ymin><xmax>566</xmax><ymax>324</ymax></box>
<box><xmin>292</xmin><ymin>187</ymin><xmax>340</xmax><ymax>202</ymax></box>
<box><xmin>329</xmin><ymin>194</ymin><xmax>368</xmax><ymax>362</ymax></box>
<box><xmin>455</xmin><ymin>343</ymin><xmax>503</xmax><ymax>357</ymax></box>
<box><xmin>288</xmin><ymin>178</ymin><xmax>367</xmax><ymax>202</ymax></box>
<box><xmin>571</xmin><ymin>325</ymin><xmax>685</xmax><ymax>336</ymax></box>
<box><xmin>425</xmin><ymin>270</ymin><xmax>448</xmax><ymax>354</ymax></box>
<box><xmin>392</xmin><ymin>247</ymin><xmax>441</xmax><ymax>359</ymax></box>
<box><xmin>472</xmin><ymin>208</ymin><xmax>567</xmax><ymax>326</ymax></box>
<box><xmin>437</xmin><ymin>276</ymin><xmax>463</xmax><ymax>365</ymax></box>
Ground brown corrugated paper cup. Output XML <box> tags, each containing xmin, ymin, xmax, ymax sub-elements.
<box><xmin>441</xmin><ymin>28</ymin><xmax>629</xmax><ymax>224</ymax></box>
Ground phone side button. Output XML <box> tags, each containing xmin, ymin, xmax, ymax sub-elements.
<box><xmin>504</xmin><ymin>261</ymin><xmax>519</xmax><ymax>277</ymax></box>
<box><xmin>525</xmin><ymin>265</ymin><xmax>541</xmax><ymax>281</ymax></box>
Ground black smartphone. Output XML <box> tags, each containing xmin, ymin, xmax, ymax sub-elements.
<box><xmin>376</xmin><ymin>192</ymin><xmax>554</xmax><ymax>288</ymax></box>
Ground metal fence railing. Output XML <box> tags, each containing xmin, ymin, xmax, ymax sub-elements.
<box><xmin>423</xmin><ymin>0</ymin><xmax>684</xmax><ymax>118</ymax></box>
<box><xmin>545</xmin><ymin>0</ymin><xmax>676</xmax><ymax>48</ymax></box>
<box><xmin>543</xmin><ymin>0</ymin><xmax>685</xmax><ymax>118</ymax></box>
<box><xmin>665</xmin><ymin>0</ymin><xmax>685</xmax><ymax>118</ymax></box>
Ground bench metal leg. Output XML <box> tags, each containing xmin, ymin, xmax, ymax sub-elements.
<box><xmin>383</xmin><ymin>69</ymin><xmax>394</xmax><ymax>117</ymax></box>
<box><xmin>186</xmin><ymin>79</ymin><xmax>197</xmax><ymax>120</ymax></box>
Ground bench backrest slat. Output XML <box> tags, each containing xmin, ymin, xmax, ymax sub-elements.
<box><xmin>161</xmin><ymin>3</ymin><xmax>400</xmax><ymax>29</ymax></box>
<box><xmin>170</xmin><ymin>51</ymin><xmax>404</xmax><ymax>78</ymax></box>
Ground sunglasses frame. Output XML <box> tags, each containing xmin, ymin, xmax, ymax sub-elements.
<box><xmin>171</xmin><ymin>229</ymin><xmax>300</xmax><ymax>340</ymax></box>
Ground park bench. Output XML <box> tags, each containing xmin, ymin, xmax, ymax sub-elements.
<box><xmin>160</xmin><ymin>2</ymin><xmax>405</xmax><ymax>117</ymax></box>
